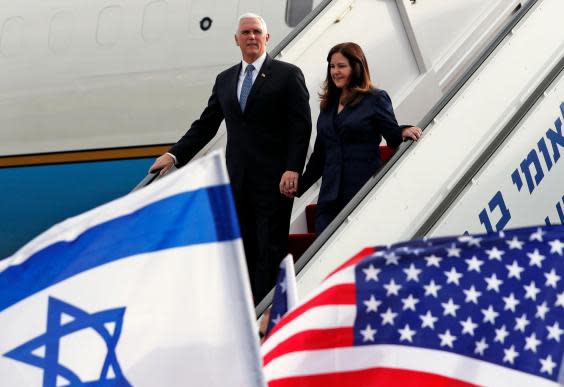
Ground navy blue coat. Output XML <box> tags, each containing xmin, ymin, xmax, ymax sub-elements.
<box><xmin>300</xmin><ymin>88</ymin><xmax>403</xmax><ymax>208</ymax></box>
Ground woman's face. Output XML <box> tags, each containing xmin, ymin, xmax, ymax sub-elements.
<box><xmin>329</xmin><ymin>52</ymin><xmax>352</xmax><ymax>90</ymax></box>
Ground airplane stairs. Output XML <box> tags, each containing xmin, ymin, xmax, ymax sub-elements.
<box><xmin>257</xmin><ymin>0</ymin><xmax>564</xmax><ymax>313</ymax></box>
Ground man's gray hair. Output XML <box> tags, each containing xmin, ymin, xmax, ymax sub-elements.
<box><xmin>236</xmin><ymin>13</ymin><xmax>268</xmax><ymax>34</ymax></box>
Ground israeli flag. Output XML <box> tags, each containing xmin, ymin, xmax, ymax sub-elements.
<box><xmin>265</xmin><ymin>255</ymin><xmax>298</xmax><ymax>338</ymax></box>
<box><xmin>0</xmin><ymin>151</ymin><xmax>265</xmax><ymax>387</ymax></box>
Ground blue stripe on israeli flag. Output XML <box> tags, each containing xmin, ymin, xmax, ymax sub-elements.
<box><xmin>0</xmin><ymin>184</ymin><xmax>239</xmax><ymax>312</ymax></box>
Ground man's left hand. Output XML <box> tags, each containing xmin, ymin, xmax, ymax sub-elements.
<box><xmin>280</xmin><ymin>171</ymin><xmax>299</xmax><ymax>198</ymax></box>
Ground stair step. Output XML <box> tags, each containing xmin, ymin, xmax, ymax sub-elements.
<box><xmin>287</xmin><ymin>233</ymin><xmax>316</xmax><ymax>261</ymax></box>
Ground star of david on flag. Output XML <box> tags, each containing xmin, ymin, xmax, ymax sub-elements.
<box><xmin>5</xmin><ymin>297</ymin><xmax>130</xmax><ymax>387</ymax></box>
<box><xmin>262</xmin><ymin>225</ymin><xmax>564</xmax><ymax>387</ymax></box>
<box><xmin>0</xmin><ymin>151</ymin><xmax>266</xmax><ymax>387</ymax></box>
<box><xmin>265</xmin><ymin>255</ymin><xmax>299</xmax><ymax>338</ymax></box>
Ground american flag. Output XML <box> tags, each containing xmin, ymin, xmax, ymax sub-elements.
<box><xmin>262</xmin><ymin>225</ymin><xmax>564</xmax><ymax>386</ymax></box>
<box><xmin>266</xmin><ymin>255</ymin><xmax>299</xmax><ymax>338</ymax></box>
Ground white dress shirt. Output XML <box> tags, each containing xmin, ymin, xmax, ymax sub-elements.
<box><xmin>237</xmin><ymin>52</ymin><xmax>267</xmax><ymax>102</ymax></box>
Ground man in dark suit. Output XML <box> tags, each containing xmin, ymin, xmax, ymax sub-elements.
<box><xmin>149</xmin><ymin>13</ymin><xmax>311</xmax><ymax>303</ymax></box>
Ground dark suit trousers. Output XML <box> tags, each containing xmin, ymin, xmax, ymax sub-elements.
<box><xmin>315</xmin><ymin>198</ymin><xmax>346</xmax><ymax>237</ymax></box>
<box><xmin>232</xmin><ymin>180</ymin><xmax>293</xmax><ymax>304</ymax></box>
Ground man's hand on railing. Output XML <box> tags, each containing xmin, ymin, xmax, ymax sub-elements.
<box><xmin>149</xmin><ymin>154</ymin><xmax>175</xmax><ymax>176</ymax></box>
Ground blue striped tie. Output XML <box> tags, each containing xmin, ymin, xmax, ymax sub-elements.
<box><xmin>239</xmin><ymin>64</ymin><xmax>255</xmax><ymax>111</ymax></box>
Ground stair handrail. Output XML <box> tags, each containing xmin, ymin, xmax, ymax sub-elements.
<box><xmin>256</xmin><ymin>0</ymin><xmax>539</xmax><ymax>316</ymax></box>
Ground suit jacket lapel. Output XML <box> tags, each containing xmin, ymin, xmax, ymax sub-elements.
<box><xmin>329</xmin><ymin>102</ymin><xmax>344</xmax><ymax>139</ymax></box>
<box><xmin>317</xmin><ymin>104</ymin><xmax>340</xmax><ymax>143</ymax></box>
<box><xmin>242</xmin><ymin>54</ymin><xmax>272</xmax><ymax>113</ymax></box>
<box><xmin>228</xmin><ymin>63</ymin><xmax>242</xmax><ymax>114</ymax></box>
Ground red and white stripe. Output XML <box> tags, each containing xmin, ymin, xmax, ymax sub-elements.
<box><xmin>261</xmin><ymin>248</ymin><xmax>560</xmax><ymax>387</ymax></box>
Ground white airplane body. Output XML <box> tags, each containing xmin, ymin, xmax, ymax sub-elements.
<box><xmin>0</xmin><ymin>0</ymin><xmax>321</xmax><ymax>258</ymax></box>
<box><xmin>1</xmin><ymin>0</ymin><xmax>321</xmax><ymax>156</ymax></box>
<box><xmin>0</xmin><ymin>0</ymin><xmax>529</xmax><ymax>260</ymax></box>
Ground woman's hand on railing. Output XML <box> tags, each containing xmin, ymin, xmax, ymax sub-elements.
<box><xmin>401</xmin><ymin>126</ymin><xmax>423</xmax><ymax>142</ymax></box>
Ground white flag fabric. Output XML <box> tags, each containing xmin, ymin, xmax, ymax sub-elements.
<box><xmin>0</xmin><ymin>151</ymin><xmax>265</xmax><ymax>387</ymax></box>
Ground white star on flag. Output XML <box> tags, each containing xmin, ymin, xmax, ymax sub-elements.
<box><xmin>485</xmin><ymin>246</ymin><xmax>505</xmax><ymax>261</ymax></box>
<box><xmin>465</xmin><ymin>256</ymin><xmax>484</xmax><ymax>272</ymax></box>
<box><xmin>530</xmin><ymin>228</ymin><xmax>546</xmax><ymax>242</ymax></box>
<box><xmin>441</xmin><ymin>298</ymin><xmax>460</xmax><ymax>317</ymax></box>
<box><xmin>383</xmin><ymin>279</ymin><xmax>402</xmax><ymax>296</ymax></box>
<box><xmin>460</xmin><ymin>317</ymin><xmax>478</xmax><ymax>336</ymax></box>
<box><xmin>527</xmin><ymin>249</ymin><xmax>546</xmax><ymax>267</ymax></box>
<box><xmin>398</xmin><ymin>324</ymin><xmax>416</xmax><ymax>342</ymax></box>
<box><xmin>463</xmin><ymin>285</ymin><xmax>482</xmax><ymax>304</ymax></box>
<box><xmin>502</xmin><ymin>293</ymin><xmax>520</xmax><ymax>312</ymax></box>
<box><xmin>360</xmin><ymin>324</ymin><xmax>377</xmax><ymax>342</ymax></box>
<box><xmin>548</xmin><ymin>239</ymin><xmax>564</xmax><ymax>256</ymax></box>
<box><xmin>485</xmin><ymin>274</ymin><xmax>503</xmax><ymax>292</ymax></box>
<box><xmin>536</xmin><ymin>302</ymin><xmax>550</xmax><ymax>320</ymax></box>
<box><xmin>544</xmin><ymin>269</ymin><xmax>561</xmax><ymax>288</ymax></box>
<box><xmin>555</xmin><ymin>292</ymin><xmax>564</xmax><ymax>308</ymax></box>
<box><xmin>384</xmin><ymin>252</ymin><xmax>400</xmax><ymax>265</ymax></box>
<box><xmin>423</xmin><ymin>280</ymin><xmax>442</xmax><ymax>297</ymax></box>
<box><xmin>494</xmin><ymin>325</ymin><xmax>509</xmax><ymax>344</ymax></box>
<box><xmin>514</xmin><ymin>314</ymin><xmax>530</xmax><ymax>332</ymax></box>
<box><xmin>362</xmin><ymin>264</ymin><xmax>381</xmax><ymax>282</ymax></box>
<box><xmin>458</xmin><ymin>235</ymin><xmax>482</xmax><ymax>247</ymax></box>
<box><xmin>380</xmin><ymin>308</ymin><xmax>397</xmax><ymax>326</ymax></box>
<box><xmin>481</xmin><ymin>305</ymin><xmax>499</xmax><ymax>324</ymax></box>
<box><xmin>439</xmin><ymin>329</ymin><xmax>457</xmax><ymax>348</ymax></box>
<box><xmin>474</xmin><ymin>338</ymin><xmax>489</xmax><ymax>355</ymax></box>
<box><xmin>363</xmin><ymin>295</ymin><xmax>382</xmax><ymax>313</ymax></box>
<box><xmin>506</xmin><ymin>236</ymin><xmax>524</xmax><ymax>250</ymax></box>
<box><xmin>424</xmin><ymin>254</ymin><xmax>442</xmax><ymax>267</ymax></box>
<box><xmin>546</xmin><ymin>322</ymin><xmax>564</xmax><ymax>342</ymax></box>
<box><xmin>506</xmin><ymin>260</ymin><xmax>524</xmax><ymax>279</ymax></box>
<box><xmin>401</xmin><ymin>294</ymin><xmax>419</xmax><ymax>311</ymax></box>
<box><xmin>503</xmin><ymin>345</ymin><xmax>519</xmax><ymax>364</ymax></box>
<box><xmin>403</xmin><ymin>264</ymin><xmax>422</xmax><ymax>282</ymax></box>
<box><xmin>444</xmin><ymin>267</ymin><xmax>463</xmax><ymax>285</ymax></box>
<box><xmin>540</xmin><ymin>355</ymin><xmax>556</xmax><ymax>375</ymax></box>
<box><xmin>419</xmin><ymin>311</ymin><xmax>438</xmax><ymax>329</ymax></box>
<box><xmin>524</xmin><ymin>333</ymin><xmax>541</xmax><ymax>353</ymax></box>
<box><xmin>524</xmin><ymin>281</ymin><xmax>540</xmax><ymax>300</ymax></box>
<box><xmin>446</xmin><ymin>244</ymin><xmax>462</xmax><ymax>257</ymax></box>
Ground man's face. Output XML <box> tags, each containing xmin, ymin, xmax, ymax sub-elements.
<box><xmin>235</xmin><ymin>17</ymin><xmax>269</xmax><ymax>63</ymax></box>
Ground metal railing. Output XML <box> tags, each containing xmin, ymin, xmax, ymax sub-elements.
<box><xmin>256</xmin><ymin>0</ymin><xmax>539</xmax><ymax>316</ymax></box>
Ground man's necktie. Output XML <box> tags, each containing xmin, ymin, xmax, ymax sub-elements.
<box><xmin>239</xmin><ymin>64</ymin><xmax>255</xmax><ymax>111</ymax></box>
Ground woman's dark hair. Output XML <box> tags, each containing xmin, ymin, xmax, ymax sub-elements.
<box><xmin>319</xmin><ymin>42</ymin><xmax>373</xmax><ymax>111</ymax></box>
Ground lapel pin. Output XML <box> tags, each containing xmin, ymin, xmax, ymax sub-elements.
<box><xmin>261</xmin><ymin>73</ymin><xmax>266</xmax><ymax>78</ymax></box>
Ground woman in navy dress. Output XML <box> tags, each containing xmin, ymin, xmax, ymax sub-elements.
<box><xmin>284</xmin><ymin>42</ymin><xmax>422</xmax><ymax>235</ymax></box>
